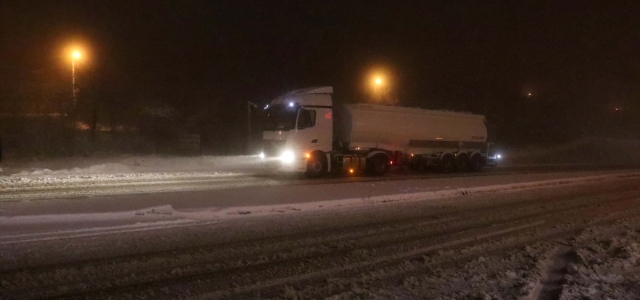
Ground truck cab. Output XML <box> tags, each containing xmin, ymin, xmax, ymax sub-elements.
<box><xmin>262</xmin><ymin>87</ymin><xmax>334</xmax><ymax>175</ymax></box>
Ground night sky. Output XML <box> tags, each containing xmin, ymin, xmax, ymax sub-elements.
<box><xmin>1</xmin><ymin>1</ymin><xmax>639</xmax><ymax>147</ymax></box>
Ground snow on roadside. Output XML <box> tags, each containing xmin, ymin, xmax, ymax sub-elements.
<box><xmin>559</xmin><ymin>220</ymin><xmax>640</xmax><ymax>299</ymax></box>
<box><xmin>2</xmin><ymin>155</ymin><xmax>267</xmax><ymax>177</ymax></box>
<box><xmin>1</xmin><ymin>171</ymin><xmax>242</xmax><ymax>189</ymax></box>
<box><xmin>0</xmin><ymin>155</ymin><xmax>273</xmax><ymax>195</ymax></box>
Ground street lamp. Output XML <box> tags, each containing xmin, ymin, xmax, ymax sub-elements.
<box><xmin>70</xmin><ymin>50</ymin><xmax>82</xmax><ymax>106</ymax></box>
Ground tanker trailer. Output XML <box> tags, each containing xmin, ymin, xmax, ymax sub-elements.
<box><xmin>261</xmin><ymin>86</ymin><xmax>490</xmax><ymax>177</ymax></box>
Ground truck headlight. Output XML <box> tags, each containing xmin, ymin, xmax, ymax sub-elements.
<box><xmin>280</xmin><ymin>150</ymin><xmax>295</xmax><ymax>164</ymax></box>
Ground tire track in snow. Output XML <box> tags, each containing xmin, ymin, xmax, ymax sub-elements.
<box><xmin>270</xmin><ymin>198</ymin><xmax>640</xmax><ymax>300</ymax></box>
<box><xmin>528</xmin><ymin>246</ymin><xmax>572</xmax><ymax>300</ymax></box>
<box><xmin>194</xmin><ymin>222</ymin><xmax>547</xmax><ymax>300</ymax></box>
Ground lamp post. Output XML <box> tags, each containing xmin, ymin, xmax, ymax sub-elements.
<box><xmin>247</xmin><ymin>101</ymin><xmax>258</xmax><ymax>153</ymax></box>
<box><xmin>71</xmin><ymin>50</ymin><xmax>82</xmax><ymax>106</ymax></box>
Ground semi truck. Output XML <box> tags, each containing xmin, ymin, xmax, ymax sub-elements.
<box><xmin>261</xmin><ymin>86</ymin><xmax>496</xmax><ymax>177</ymax></box>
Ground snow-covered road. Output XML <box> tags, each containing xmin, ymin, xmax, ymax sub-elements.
<box><xmin>1</xmin><ymin>170</ymin><xmax>640</xmax><ymax>299</ymax></box>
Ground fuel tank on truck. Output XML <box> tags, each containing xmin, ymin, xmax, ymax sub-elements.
<box><xmin>332</xmin><ymin>103</ymin><xmax>487</xmax><ymax>153</ymax></box>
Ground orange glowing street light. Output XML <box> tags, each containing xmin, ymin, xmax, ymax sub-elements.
<box><xmin>371</xmin><ymin>74</ymin><xmax>386</xmax><ymax>102</ymax></box>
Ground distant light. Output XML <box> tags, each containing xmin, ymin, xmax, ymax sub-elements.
<box><xmin>72</xmin><ymin>51</ymin><xmax>82</xmax><ymax>60</ymax></box>
<box><xmin>264</xmin><ymin>104</ymin><xmax>269</xmax><ymax>110</ymax></box>
<box><xmin>349</xmin><ymin>169</ymin><xmax>354</xmax><ymax>174</ymax></box>
<box><xmin>288</xmin><ymin>102</ymin><xmax>294</xmax><ymax>107</ymax></box>
<box><xmin>305</xmin><ymin>153</ymin><xmax>310</xmax><ymax>159</ymax></box>
<box><xmin>390</xmin><ymin>161</ymin><xmax>393</xmax><ymax>165</ymax></box>
<box><xmin>259</xmin><ymin>152</ymin><xmax>265</xmax><ymax>159</ymax></box>
<box><xmin>375</xmin><ymin>77</ymin><xmax>382</xmax><ymax>85</ymax></box>
<box><xmin>496</xmin><ymin>154</ymin><xmax>502</xmax><ymax>159</ymax></box>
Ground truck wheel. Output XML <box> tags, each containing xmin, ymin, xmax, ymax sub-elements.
<box><xmin>367</xmin><ymin>153</ymin><xmax>389</xmax><ymax>176</ymax></box>
<box><xmin>455</xmin><ymin>153</ymin><xmax>470</xmax><ymax>172</ymax></box>
<box><xmin>439</xmin><ymin>154</ymin><xmax>455</xmax><ymax>173</ymax></box>
<box><xmin>469</xmin><ymin>154</ymin><xmax>484</xmax><ymax>172</ymax></box>
<box><xmin>305</xmin><ymin>152</ymin><xmax>327</xmax><ymax>178</ymax></box>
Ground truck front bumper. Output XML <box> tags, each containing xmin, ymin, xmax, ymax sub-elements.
<box><xmin>263</xmin><ymin>157</ymin><xmax>307</xmax><ymax>173</ymax></box>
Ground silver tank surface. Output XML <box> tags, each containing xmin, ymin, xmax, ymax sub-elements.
<box><xmin>333</xmin><ymin>103</ymin><xmax>487</xmax><ymax>153</ymax></box>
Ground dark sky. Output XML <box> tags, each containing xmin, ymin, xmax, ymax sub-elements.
<box><xmin>1</xmin><ymin>1</ymin><xmax>639</xmax><ymax>144</ymax></box>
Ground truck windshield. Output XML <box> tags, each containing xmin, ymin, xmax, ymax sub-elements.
<box><xmin>263</xmin><ymin>105</ymin><xmax>298</xmax><ymax>131</ymax></box>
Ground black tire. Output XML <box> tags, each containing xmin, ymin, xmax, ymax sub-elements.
<box><xmin>305</xmin><ymin>152</ymin><xmax>327</xmax><ymax>178</ymax></box>
<box><xmin>469</xmin><ymin>153</ymin><xmax>484</xmax><ymax>172</ymax></box>
<box><xmin>455</xmin><ymin>153</ymin><xmax>470</xmax><ymax>172</ymax></box>
<box><xmin>439</xmin><ymin>154</ymin><xmax>455</xmax><ymax>173</ymax></box>
<box><xmin>366</xmin><ymin>153</ymin><xmax>389</xmax><ymax>176</ymax></box>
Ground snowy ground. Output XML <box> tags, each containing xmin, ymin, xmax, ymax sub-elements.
<box><xmin>2</xmin><ymin>152</ymin><xmax>638</xmax><ymax>202</ymax></box>
<box><xmin>0</xmin><ymin>155</ymin><xmax>285</xmax><ymax>200</ymax></box>
<box><xmin>0</xmin><ymin>155</ymin><xmax>270</xmax><ymax>176</ymax></box>
<box><xmin>1</xmin><ymin>173</ymin><xmax>640</xmax><ymax>299</ymax></box>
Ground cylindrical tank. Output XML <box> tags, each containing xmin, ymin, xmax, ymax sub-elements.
<box><xmin>333</xmin><ymin>103</ymin><xmax>487</xmax><ymax>152</ymax></box>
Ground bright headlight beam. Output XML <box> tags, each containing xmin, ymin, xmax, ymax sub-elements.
<box><xmin>280</xmin><ymin>150</ymin><xmax>295</xmax><ymax>164</ymax></box>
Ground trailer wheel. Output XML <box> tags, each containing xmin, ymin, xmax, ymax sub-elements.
<box><xmin>305</xmin><ymin>152</ymin><xmax>327</xmax><ymax>178</ymax></box>
<box><xmin>367</xmin><ymin>153</ymin><xmax>389</xmax><ymax>176</ymax></box>
<box><xmin>439</xmin><ymin>154</ymin><xmax>455</xmax><ymax>173</ymax></box>
<box><xmin>469</xmin><ymin>153</ymin><xmax>484</xmax><ymax>172</ymax></box>
<box><xmin>455</xmin><ymin>153</ymin><xmax>470</xmax><ymax>172</ymax></box>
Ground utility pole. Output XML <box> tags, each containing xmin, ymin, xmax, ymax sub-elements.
<box><xmin>247</xmin><ymin>101</ymin><xmax>258</xmax><ymax>153</ymax></box>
